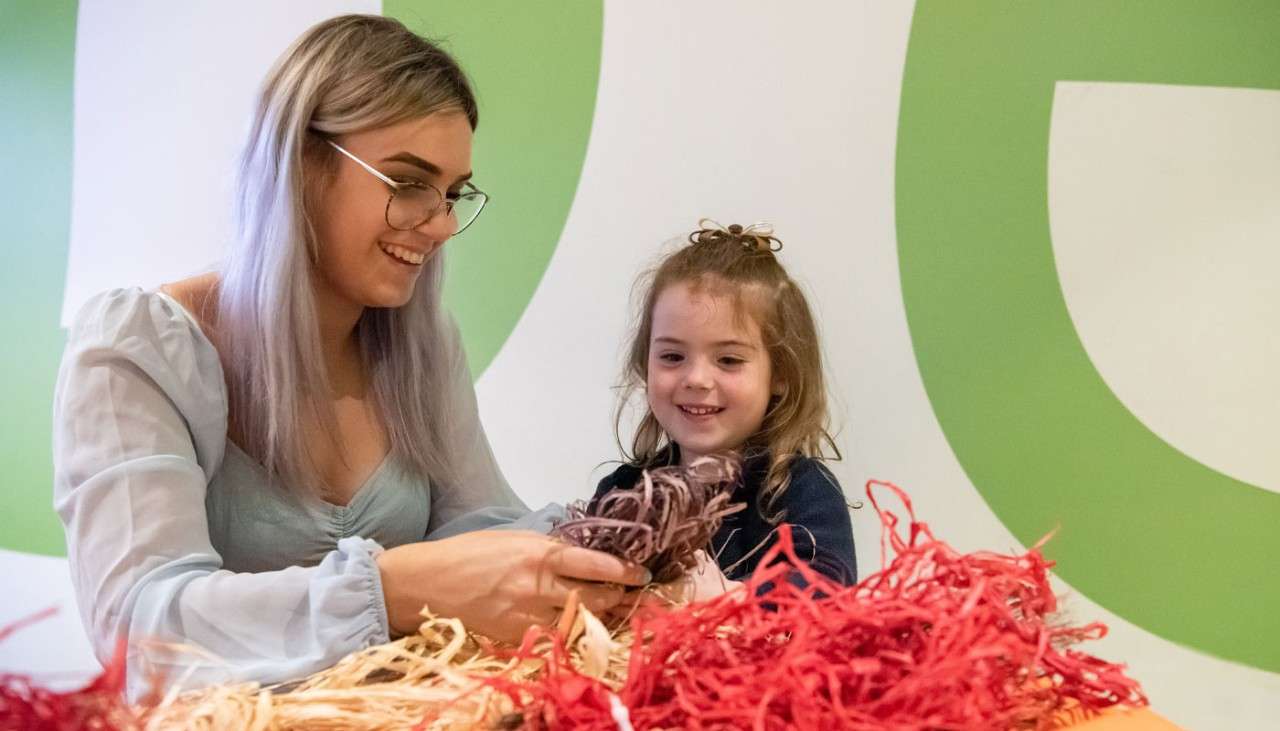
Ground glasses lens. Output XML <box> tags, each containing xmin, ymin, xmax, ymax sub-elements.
<box><xmin>450</xmin><ymin>191</ymin><xmax>488</xmax><ymax>234</ymax></box>
<box><xmin>386</xmin><ymin>185</ymin><xmax>442</xmax><ymax>230</ymax></box>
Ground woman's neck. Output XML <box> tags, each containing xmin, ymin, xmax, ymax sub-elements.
<box><xmin>312</xmin><ymin>282</ymin><xmax>366</xmax><ymax>396</ymax></box>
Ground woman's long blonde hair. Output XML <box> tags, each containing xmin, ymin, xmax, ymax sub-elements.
<box><xmin>218</xmin><ymin>15</ymin><xmax>476</xmax><ymax>492</ymax></box>
<box><xmin>617</xmin><ymin>223</ymin><xmax>840</xmax><ymax>520</ymax></box>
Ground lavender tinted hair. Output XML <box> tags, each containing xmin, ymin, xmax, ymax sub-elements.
<box><xmin>219</xmin><ymin>15</ymin><xmax>476</xmax><ymax>491</ymax></box>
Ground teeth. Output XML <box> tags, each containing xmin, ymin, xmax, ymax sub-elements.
<box><xmin>681</xmin><ymin>405</ymin><xmax>720</xmax><ymax>415</ymax></box>
<box><xmin>380</xmin><ymin>242</ymin><xmax>425</xmax><ymax>265</ymax></box>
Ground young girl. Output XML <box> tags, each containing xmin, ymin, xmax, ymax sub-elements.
<box><xmin>594</xmin><ymin>221</ymin><xmax>857</xmax><ymax>599</ymax></box>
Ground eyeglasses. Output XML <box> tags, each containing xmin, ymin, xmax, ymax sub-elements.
<box><xmin>325</xmin><ymin>139</ymin><xmax>488</xmax><ymax>235</ymax></box>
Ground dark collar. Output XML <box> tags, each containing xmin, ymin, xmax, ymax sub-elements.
<box><xmin>651</xmin><ymin>444</ymin><xmax>771</xmax><ymax>495</ymax></box>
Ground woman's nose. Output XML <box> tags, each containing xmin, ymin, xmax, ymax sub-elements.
<box><xmin>414</xmin><ymin>208</ymin><xmax>459</xmax><ymax>242</ymax></box>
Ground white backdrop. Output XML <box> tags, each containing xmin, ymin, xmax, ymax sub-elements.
<box><xmin>4</xmin><ymin>2</ymin><xmax>1278</xmax><ymax>726</ymax></box>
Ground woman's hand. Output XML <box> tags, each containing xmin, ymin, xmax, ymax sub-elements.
<box><xmin>376</xmin><ymin>530</ymin><xmax>651</xmax><ymax>641</ymax></box>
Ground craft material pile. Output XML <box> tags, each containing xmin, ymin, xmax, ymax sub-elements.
<box><xmin>0</xmin><ymin>608</ymin><xmax>132</xmax><ymax>731</ymax></box>
<box><xmin>551</xmin><ymin>455</ymin><xmax>744</xmax><ymax>582</ymax></box>
<box><xmin>0</xmin><ymin>479</ymin><xmax>1146</xmax><ymax>730</ymax></box>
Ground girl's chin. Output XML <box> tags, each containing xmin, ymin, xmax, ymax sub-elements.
<box><xmin>673</xmin><ymin>438</ymin><xmax>728</xmax><ymax>460</ymax></box>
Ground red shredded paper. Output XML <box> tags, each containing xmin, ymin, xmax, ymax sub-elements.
<box><xmin>0</xmin><ymin>608</ymin><xmax>135</xmax><ymax>731</ymax></box>
<box><xmin>2</xmin><ymin>480</ymin><xmax>1147</xmax><ymax>730</ymax></box>
<box><xmin>508</xmin><ymin>480</ymin><xmax>1147</xmax><ymax>730</ymax></box>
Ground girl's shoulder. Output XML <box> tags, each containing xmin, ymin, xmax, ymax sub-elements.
<box><xmin>594</xmin><ymin>462</ymin><xmax>640</xmax><ymax>499</ymax></box>
<box><xmin>593</xmin><ymin>446</ymin><xmax>680</xmax><ymax>500</ymax></box>
<box><xmin>784</xmin><ymin>455</ymin><xmax>840</xmax><ymax>489</ymax></box>
<box><xmin>743</xmin><ymin>452</ymin><xmax>838</xmax><ymax>487</ymax></box>
<box><xmin>742</xmin><ymin>453</ymin><xmax>843</xmax><ymax>510</ymax></box>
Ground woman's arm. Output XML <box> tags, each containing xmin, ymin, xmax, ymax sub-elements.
<box><xmin>423</xmin><ymin>313</ymin><xmax>562</xmax><ymax>538</ymax></box>
<box><xmin>53</xmin><ymin>290</ymin><xmax>390</xmax><ymax>697</ymax></box>
<box><xmin>387</xmin><ymin>314</ymin><xmax>647</xmax><ymax>634</ymax></box>
<box><xmin>376</xmin><ymin>530</ymin><xmax>649</xmax><ymax>639</ymax></box>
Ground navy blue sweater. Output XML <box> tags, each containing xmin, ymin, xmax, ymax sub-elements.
<box><xmin>593</xmin><ymin>449</ymin><xmax>857</xmax><ymax>586</ymax></box>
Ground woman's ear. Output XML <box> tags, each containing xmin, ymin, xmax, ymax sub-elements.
<box><xmin>771</xmin><ymin>378</ymin><xmax>786</xmax><ymax>397</ymax></box>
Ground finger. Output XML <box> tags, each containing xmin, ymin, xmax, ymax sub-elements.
<box><xmin>533</xmin><ymin>574</ymin><xmax>620</xmax><ymax>612</ymax></box>
<box><xmin>486</xmin><ymin>611</ymin><xmax>553</xmax><ymax>645</ymax></box>
<box><xmin>612</xmin><ymin>586</ymin><xmax>669</xmax><ymax>614</ymax></box>
<box><xmin>603</xmin><ymin>605</ymin><xmax>637</xmax><ymax>626</ymax></box>
<box><xmin>544</xmin><ymin>545</ymin><xmax>652</xmax><ymax>586</ymax></box>
<box><xmin>572</xmin><ymin>582</ymin><xmax>627</xmax><ymax>615</ymax></box>
<box><xmin>604</xmin><ymin>590</ymin><xmax>667</xmax><ymax>626</ymax></box>
<box><xmin>555</xmin><ymin>590</ymin><xmax>581</xmax><ymax>638</ymax></box>
<box><xmin>537</xmin><ymin>575</ymin><xmax>625</xmax><ymax>614</ymax></box>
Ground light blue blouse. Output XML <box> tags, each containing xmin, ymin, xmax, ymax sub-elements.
<box><xmin>51</xmin><ymin>288</ymin><xmax>561</xmax><ymax>697</ymax></box>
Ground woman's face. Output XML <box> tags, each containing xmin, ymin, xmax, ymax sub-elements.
<box><xmin>310</xmin><ymin>111</ymin><xmax>474</xmax><ymax>311</ymax></box>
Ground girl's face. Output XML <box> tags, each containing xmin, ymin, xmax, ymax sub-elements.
<box><xmin>310</xmin><ymin>111</ymin><xmax>474</xmax><ymax>311</ymax></box>
<box><xmin>646</xmin><ymin>281</ymin><xmax>775</xmax><ymax>466</ymax></box>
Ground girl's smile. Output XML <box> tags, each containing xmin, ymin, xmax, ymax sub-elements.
<box><xmin>678</xmin><ymin>404</ymin><xmax>724</xmax><ymax>417</ymax></box>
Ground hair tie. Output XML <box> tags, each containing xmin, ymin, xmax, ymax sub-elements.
<box><xmin>689</xmin><ymin>218</ymin><xmax>783</xmax><ymax>252</ymax></box>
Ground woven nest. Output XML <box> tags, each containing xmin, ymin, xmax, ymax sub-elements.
<box><xmin>551</xmin><ymin>454</ymin><xmax>746</xmax><ymax>583</ymax></box>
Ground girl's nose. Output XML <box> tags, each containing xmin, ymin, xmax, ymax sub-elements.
<box><xmin>682</xmin><ymin>360</ymin><xmax>713</xmax><ymax>390</ymax></box>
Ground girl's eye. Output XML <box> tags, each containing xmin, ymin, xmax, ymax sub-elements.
<box><xmin>719</xmin><ymin>356</ymin><xmax>746</xmax><ymax>367</ymax></box>
<box><xmin>658</xmin><ymin>352</ymin><xmax>684</xmax><ymax>364</ymax></box>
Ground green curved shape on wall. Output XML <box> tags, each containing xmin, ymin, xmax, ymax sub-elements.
<box><xmin>0</xmin><ymin>0</ymin><xmax>77</xmax><ymax>557</ymax></box>
<box><xmin>387</xmin><ymin>0</ymin><xmax>603</xmax><ymax>376</ymax></box>
<box><xmin>897</xmin><ymin>0</ymin><xmax>1280</xmax><ymax>671</ymax></box>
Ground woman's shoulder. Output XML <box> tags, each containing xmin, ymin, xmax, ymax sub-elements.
<box><xmin>62</xmin><ymin>283</ymin><xmax>229</xmax><ymax>442</ymax></box>
<box><xmin>71</xmin><ymin>273</ymin><xmax>218</xmax><ymax>346</ymax></box>
<box><xmin>158</xmin><ymin>272</ymin><xmax>220</xmax><ymax>330</ymax></box>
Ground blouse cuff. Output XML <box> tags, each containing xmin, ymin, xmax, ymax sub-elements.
<box><xmin>333</xmin><ymin>536</ymin><xmax>391</xmax><ymax>649</ymax></box>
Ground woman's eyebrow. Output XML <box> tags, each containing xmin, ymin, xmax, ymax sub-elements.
<box><xmin>381</xmin><ymin>151</ymin><xmax>473</xmax><ymax>184</ymax></box>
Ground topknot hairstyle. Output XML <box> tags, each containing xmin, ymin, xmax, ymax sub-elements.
<box><xmin>688</xmin><ymin>220</ymin><xmax>784</xmax><ymax>253</ymax></box>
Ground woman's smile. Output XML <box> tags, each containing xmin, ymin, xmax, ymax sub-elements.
<box><xmin>378</xmin><ymin>241</ymin><xmax>428</xmax><ymax>266</ymax></box>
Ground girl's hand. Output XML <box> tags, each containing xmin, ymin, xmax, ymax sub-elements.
<box><xmin>376</xmin><ymin>530</ymin><xmax>651</xmax><ymax>641</ymax></box>
<box><xmin>611</xmin><ymin>550</ymin><xmax>745</xmax><ymax>621</ymax></box>
<box><xmin>657</xmin><ymin>549</ymin><xmax>746</xmax><ymax>604</ymax></box>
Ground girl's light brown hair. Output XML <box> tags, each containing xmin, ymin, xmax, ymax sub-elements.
<box><xmin>616</xmin><ymin>222</ymin><xmax>840</xmax><ymax>521</ymax></box>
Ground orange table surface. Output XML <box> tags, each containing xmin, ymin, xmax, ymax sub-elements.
<box><xmin>1067</xmin><ymin>708</ymin><xmax>1182</xmax><ymax>730</ymax></box>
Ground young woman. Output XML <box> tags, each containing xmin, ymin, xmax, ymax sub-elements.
<box><xmin>52</xmin><ymin>15</ymin><xmax>647</xmax><ymax>696</ymax></box>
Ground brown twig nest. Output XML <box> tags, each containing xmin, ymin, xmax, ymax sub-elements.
<box><xmin>551</xmin><ymin>454</ymin><xmax>746</xmax><ymax>583</ymax></box>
